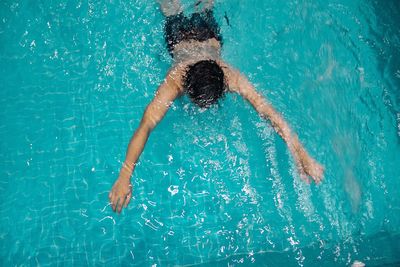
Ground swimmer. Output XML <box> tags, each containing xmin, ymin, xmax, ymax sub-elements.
<box><xmin>109</xmin><ymin>0</ymin><xmax>324</xmax><ymax>213</ymax></box>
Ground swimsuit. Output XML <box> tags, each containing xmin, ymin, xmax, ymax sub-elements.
<box><xmin>164</xmin><ymin>9</ymin><xmax>222</xmax><ymax>56</ymax></box>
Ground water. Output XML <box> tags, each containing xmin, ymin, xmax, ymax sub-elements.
<box><xmin>1</xmin><ymin>0</ymin><xmax>399</xmax><ymax>266</ymax></box>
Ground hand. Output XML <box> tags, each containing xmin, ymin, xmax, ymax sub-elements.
<box><xmin>109</xmin><ymin>176</ymin><xmax>133</xmax><ymax>213</ymax></box>
<box><xmin>294</xmin><ymin>149</ymin><xmax>324</xmax><ymax>184</ymax></box>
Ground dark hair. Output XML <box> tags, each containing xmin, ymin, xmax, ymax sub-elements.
<box><xmin>184</xmin><ymin>60</ymin><xmax>225</xmax><ymax>108</ymax></box>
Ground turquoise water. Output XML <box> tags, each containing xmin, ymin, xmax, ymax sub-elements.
<box><xmin>1</xmin><ymin>0</ymin><xmax>400</xmax><ymax>266</ymax></box>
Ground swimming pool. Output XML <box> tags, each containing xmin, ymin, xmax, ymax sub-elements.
<box><xmin>1</xmin><ymin>0</ymin><xmax>399</xmax><ymax>266</ymax></box>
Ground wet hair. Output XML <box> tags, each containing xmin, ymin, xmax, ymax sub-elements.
<box><xmin>184</xmin><ymin>60</ymin><xmax>225</xmax><ymax>108</ymax></box>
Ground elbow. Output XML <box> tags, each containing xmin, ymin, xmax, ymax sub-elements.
<box><xmin>141</xmin><ymin>103</ymin><xmax>166</xmax><ymax>133</ymax></box>
<box><xmin>140</xmin><ymin>115</ymin><xmax>156</xmax><ymax>134</ymax></box>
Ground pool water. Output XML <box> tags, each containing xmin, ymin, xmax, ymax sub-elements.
<box><xmin>1</xmin><ymin>0</ymin><xmax>400</xmax><ymax>266</ymax></box>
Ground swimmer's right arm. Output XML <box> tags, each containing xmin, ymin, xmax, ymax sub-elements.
<box><xmin>109</xmin><ymin>68</ymin><xmax>183</xmax><ymax>213</ymax></box>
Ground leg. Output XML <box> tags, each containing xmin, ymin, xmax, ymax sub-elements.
<box><xmin>157</xmin><ymin>0</ymin><xmax>183</xmax><ymax>17</ymax></box>
<box><xmin>194</xmin><ymin>0</ymin><xmax>214</xmax><ymax>12</ymax></box>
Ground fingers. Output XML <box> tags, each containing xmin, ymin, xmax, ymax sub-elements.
<box><xmin>300</xmin><ymin>172</ymin><xmax>310</xmax><ymax>184</ymax></box>
<box><xmin>118</xmin><ymin>191</ymin><xmax>133</xmax><ymax>212</ymax></box>
<box><xmin>111</xmin><ymin>195</ymin><xmax>118</xmax><ymax>212</ymax></box>
<box><xmin>124</xmin><ymin>192</ymin><xmax>132</xmax><ymax>208</ymax></box>
<box><xmin>125</xmin><ymin>185</ymin><xmax>133</xmax><ymax>208</ymax></box>
<box><xmin>109</xmin><ymin>188</ymin><xmax>117</xmax><ymax>211</ymax></box>
<box><xmin>310</xmin><ymin>164</ymin><xmax>324</xmax><ymax>185</ymax></box>
<box><xmin>111</xmin><ymin>195</ymin><xmax>124</xmax><ymax>213</ymax></box>
<box><xmin>110</xmin><ymin>192</ymin><xmax>132</xmax><ymax>213</ymax></box>
<box><xmin>307</xmin><ymin>174</ymin><xmax>322</xmax><ymax>185</ymax></box>
<box><xmin>110</xmin><ymin>189</ymin><xmax>119</xmax><ymax>212</ymax></box>
<box><xmin>117</xmin><ymin>197</ymin><xmax>124</xmax><ymax>213</ymax></box>
<box><xmin>314</xmin><ymin>164</ymin><xmax>324</xmax><ymax>184</ymax></box>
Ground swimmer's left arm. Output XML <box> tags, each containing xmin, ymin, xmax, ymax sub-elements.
<box><xmin>225</xmin><ymin>67</ymin><xmax>324</xmax><ymax>184</ymax></box>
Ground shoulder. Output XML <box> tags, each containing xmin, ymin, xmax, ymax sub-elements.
<box><xmin>218</xmin><ymin>61</ymin><xmax>258</xmax><ymax>99</ymax></box>
<box><xmin>164</xmin><ymin>64</ymin><xmax>187</xmax><ymax>95</ymax></box>
<box><xmin>218</xmin><ymin>61</ymin><xmax>242</xmax><ymax>93</ymax></box>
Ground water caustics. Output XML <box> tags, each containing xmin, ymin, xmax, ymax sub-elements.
<box><xmin>0</xmin><ymin>0</ymin><xmax>400</xmax><ymax>266</ymax></box>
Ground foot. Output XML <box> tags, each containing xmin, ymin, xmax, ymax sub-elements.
<box><xmin>157</xmin><ymin>0</ymin><xmax>182</xmax><ymax>16</ymax></box>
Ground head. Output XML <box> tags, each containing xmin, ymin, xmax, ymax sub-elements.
<box><xmin>184</xmin><ymin>60</ymin><xmax>226</xmax><ymax>108</ymax></box>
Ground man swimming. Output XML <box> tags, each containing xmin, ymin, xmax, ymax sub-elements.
<box><xmin>109</xmin><ymin>0</ymin><xmax>324</xmax><ymax>213</ymax></box>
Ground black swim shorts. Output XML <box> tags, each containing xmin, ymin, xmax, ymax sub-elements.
<box><xmin>164</xmin><ymin>9</ymin><xmax>222</xmax><ymax>56</ymax></box>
